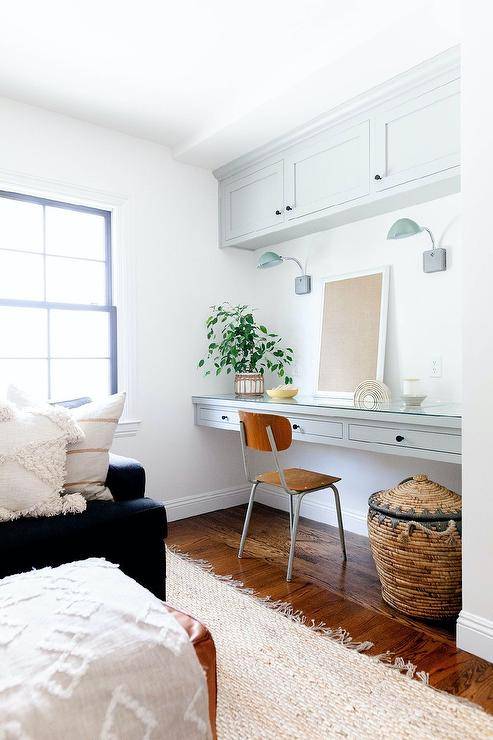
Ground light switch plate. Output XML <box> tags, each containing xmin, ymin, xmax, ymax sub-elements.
<box><xmin>423</xmin><ymin>247</ymin><xmax>446</xmax><ymax>273</ymax></box>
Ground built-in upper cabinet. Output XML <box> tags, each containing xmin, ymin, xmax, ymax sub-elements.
<box><xmin>373</xmin><ymin>78</ymin><xmax>460</xmax><ymax>192</ymax></box>
<box><xmin>216</xmin><ymin>48</ymin><xmax>460</xmax><ymax>250</ymax></box>
<box><xmin>284</xmin><ymin>121</ymin><xmax>370</xmax><ymax>220</ymax></box>
<box><xmin>222</xmin><ymin>161</ymin><xmax>284</xmax><ymax>241</ymax></box>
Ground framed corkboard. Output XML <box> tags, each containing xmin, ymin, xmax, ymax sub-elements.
<box><xmin>315</xmin><ymin>267</ymin><xmax>389</xmax><ymax>398</ymax></box>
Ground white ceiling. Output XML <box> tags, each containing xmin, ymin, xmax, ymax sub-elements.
<box><xmin>0</xmin><ymin>0</ymin><xmax>460</xmax><ymax>170</ymax></box>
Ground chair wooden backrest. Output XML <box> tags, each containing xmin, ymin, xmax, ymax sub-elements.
<box><xmin>239</xmin><ymin>411</ymin><xmax>292</xmax><ymax>452</ymax></box>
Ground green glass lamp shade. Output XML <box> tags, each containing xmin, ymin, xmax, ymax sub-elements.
<box><xmin>387</xmin><ymin>218</ymin><xmax>423</xmax><ymax>240</ymax></box>
<box><xmin>257</xmin><ymin>251</ymin><xmax>283</xmax><ymax>269</ymax></box>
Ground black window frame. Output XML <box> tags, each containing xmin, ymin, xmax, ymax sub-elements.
<box><xmin>0</xmin><ymin>189</ymin><xmax>117</xmax><ymax>399</ymax></box>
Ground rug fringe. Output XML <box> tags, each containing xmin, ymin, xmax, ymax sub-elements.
<box><xmin>167</xmin><ymin>547</ymin><xmax>429</xmax><ymax>683</ymax></box>
<box><xmin>373</xmin><ymin>652</ymin><xmax>429</xmax><ymax>684</ymax></box>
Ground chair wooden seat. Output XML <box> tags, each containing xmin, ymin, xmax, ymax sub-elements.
<box><xmin>257</xmin><ymin>468</ymin><xmax>341</xmax><ymax>492</ymax></box>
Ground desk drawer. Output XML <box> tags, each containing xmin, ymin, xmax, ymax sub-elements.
<box><xmin>289</xmin><ymin>417</ymin><xmax>343</xmax><ymax>440</ymax></box>
<box><xmin>348</xmin><ymin>424</ymin><xmax>461</xmax><ymax>455</ymax></box>
<box><xmin>197</xmin><ymin>406</ymin><xmax>239</xmax><ymax>427</ymax></box>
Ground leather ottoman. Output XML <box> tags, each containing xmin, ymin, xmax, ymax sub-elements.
<box><xmin>164</xmin><ymin>605</ymin><xmax>217</xmax><ymax>739</ymax></box>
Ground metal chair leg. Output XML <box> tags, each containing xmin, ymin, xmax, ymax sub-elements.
<box><xmin>331</xmin><ymin>484</ymin><xmax>347</xmax><ymax>561</ymax></box>
<box><xmin>286</xmin><ymin>495</ymin><xmax>301</xmax><ymax>581</ymax></box>
<box><xmin>238</xmin><ymin>482</ymin><xmax>258</xmax><ymax>558</ymax></box>
<box><xmin>288</xmin><ymin>495</ymin><xmax>294</xmax><ymax>534</ymax></box>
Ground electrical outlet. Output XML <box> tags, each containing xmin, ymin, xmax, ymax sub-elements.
<box><xmin>431</xmin><ymin>356</ymin><xmax>442</xmax><ymax>378</ymax></box>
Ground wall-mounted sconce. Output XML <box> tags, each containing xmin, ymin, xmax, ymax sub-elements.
<box><xmin>257</xmin><ymin>251</ymin><xmax>312</xmax><ymax>294</ymax></box>
<box><xmin>387</xmin><ymin>218</ymin><xmax>446</xmax><ymax>273</ymax></box>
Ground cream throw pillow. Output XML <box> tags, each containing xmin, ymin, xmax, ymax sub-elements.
<box><xmin>8</xmin><ymin>387</ymin><xmax>126</xmax><ymax>502</ymax></box>
<box><xmin>0</xmin><ymin>400</ymin><xmax>86</xmax><ymax>522</ymax></box>
<box><xmin>65</xmin><ymin>393</ymin><xmax>126</xmax><ymax>501</ymax></box>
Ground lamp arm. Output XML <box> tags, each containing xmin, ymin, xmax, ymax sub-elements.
<box><xmin>423</xmin><ymin>227</ymin><xmax>435</xmax><ymax>249</ymax></box>
<box><xmin>283</xmin><ymin>256</ymin><xmax>304</xmax><ymax>274</ymax></box>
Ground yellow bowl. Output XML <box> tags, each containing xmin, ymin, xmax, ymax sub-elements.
<box><xmin>266</xmin><ymin>387</ymin><xmax>299</xmax><ymax>399</ymax></box>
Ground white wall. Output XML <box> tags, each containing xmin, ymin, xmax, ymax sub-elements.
<box><xmin>249</xmin><ymin>194</ymin><xmax>462</xmax><ymax>532</ymax></box>
<box><xmin>254</xmin><ymin>194</ymin><xmax>462</xmax><ymax>402</ymax></box>
<box><xmin>457</xmin><ymin>4</ymin><xmax>493</xmax><ymax>662</ymax></box>
<box><xmin>0</xmin><ymin>96</ymin><xmax>252</xmax><ymax>506</ymax></box>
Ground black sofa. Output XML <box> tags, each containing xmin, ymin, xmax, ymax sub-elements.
<box><xmin>0</xmin><ymin>454</ymin><xmax>168</xmax><ymax>599</ymax></box>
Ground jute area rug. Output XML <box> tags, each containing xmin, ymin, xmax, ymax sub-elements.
<box><xmin>166</xmin><ymin>549</ymin><xmax>493</xmax><ymax>740</ymax></box>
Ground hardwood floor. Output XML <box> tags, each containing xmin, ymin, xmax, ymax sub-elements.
<box><xmin>167</xmin><ymin>502</ymin><xmax>493</xmax><ymax>714</ymax></box>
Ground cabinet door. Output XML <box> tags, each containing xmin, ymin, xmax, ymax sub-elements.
<box><xmin>373</xmin><ymin>78</ymin><xmax>460</xmax><ymax>191</ymax></box>
<box><xmin>284</xmin><ymin>121</ymin><xmax>370</xmax><ymax>220</ymax></box>
<box><xmin>222</xmin><ymin>161</ymin><xmax>284</xmax><ymax>242</ymax></box>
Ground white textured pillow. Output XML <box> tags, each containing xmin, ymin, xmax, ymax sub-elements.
<box><xmin>0</xmin><ymin>400</ymin><xmax>86</xmax><ymax>522</ymax></box>
<box><xmin>65</xmin><ymin>393</ymin><xmax>126</xmax><ymax>501</ymax></box>
<box><xmin>7</xmin><ymin>387</ymin><xmax>126</xmax><ymax>502</ymax></box>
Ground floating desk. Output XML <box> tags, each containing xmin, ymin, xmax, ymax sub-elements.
<box><xmin>192</xmin><ymin>394</ymin><xmax>462</xmax><ymax>464</ymax></box>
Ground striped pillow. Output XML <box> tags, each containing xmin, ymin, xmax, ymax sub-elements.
<box><xmin>64</xmin><ymin>393</ymin><xmax>126</xmax><ymax>501</ymax></box>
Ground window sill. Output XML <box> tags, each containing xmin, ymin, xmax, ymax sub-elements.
<box><xmin>115</xmin><ymin>419</ymin><xmax>141</xmax><ymax>438</ymax></box>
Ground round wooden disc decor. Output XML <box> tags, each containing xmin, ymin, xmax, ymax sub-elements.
<box><xmin>353</xmin><ymin>380</ymin><xmax>391</xmax><ymax>409</ymax></box>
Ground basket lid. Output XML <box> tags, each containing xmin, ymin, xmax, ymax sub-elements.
<box><xmin>368</xmin><ymin>474</ymin><xmax>461</xmax><ymax>522</ymax></box>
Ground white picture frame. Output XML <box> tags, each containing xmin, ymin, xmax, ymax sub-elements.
<box><xmin>314</xmin><ymin>266</ymin><xmax>390</xmax><ymax>398</ymax></box>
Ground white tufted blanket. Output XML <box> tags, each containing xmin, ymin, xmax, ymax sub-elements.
<box><xmin>0</xmin><ymin>559</ymin><xmax>211</xmax><ymax>739</ymax></box>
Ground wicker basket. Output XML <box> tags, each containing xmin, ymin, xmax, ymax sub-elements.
<box><xmin>368</xmin><ymin>474</ymin><xmax>461</xmax><ymax>619</ymax></box>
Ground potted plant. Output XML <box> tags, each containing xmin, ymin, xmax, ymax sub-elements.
<box><xmin>198</xmin><ymin>303</ymin><xmax>294</xmax><ymax>396</ymax></box>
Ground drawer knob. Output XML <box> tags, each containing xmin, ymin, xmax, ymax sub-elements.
<box><xmin>374</xmin><ymin>174</ymin><xmax>382</xmax><ymax>180</ymax></box>
<box><xmin>221</xmin><ymin>415</ymin><xmax>228</xmax><ymax>421</ymax></box>
<box><xmin>286</xmin><ymin>205</ymin><xmax>293</xmax><ymax>211</ymax></box>
<box><xmin>275</xmin><ymin>209</ymin><xmax>282</xmax><ymax>215</ymax></box>
<box><xmin>395</xmin><ymin>435</ymin><xmax>404</xmax><ymax>442</ymax></box>
<box><xmin>292</xmin><ymin>424</ymin><xmax>300</xmax><ymax>430</ymax></box>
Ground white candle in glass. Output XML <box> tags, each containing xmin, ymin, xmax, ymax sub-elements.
<box><xmin>402</xmin><ymin>378</ymin><xmax>422</xmax><ymax>396</ymax></box>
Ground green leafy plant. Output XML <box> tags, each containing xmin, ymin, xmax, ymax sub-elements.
<box><xmin>198</xmin><ymin>303</ymin><xmax>294</xmax><ymax>384</ymax></box>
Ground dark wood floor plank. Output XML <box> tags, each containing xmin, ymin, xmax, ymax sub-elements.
<box><xmin>167</xmin><ymin>503</ymin><xmax>493</xmax><ymax>714</ymax></box>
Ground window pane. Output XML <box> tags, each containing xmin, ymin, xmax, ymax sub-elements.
<box><xmin>0</xmin><ymin>251</ymin><xmax>44</xmax><ymax>300</ymax></box>
<box><xmin>0</xmin><ymin>194</ymin><xmax>113</xmax><ymax>403</ymax></box>
<box><xmin>45</xmin><ymin>256</ymin><xmax>106</xmax><ymax>304</ymax></box>
<box><xmin>0</xmin><ymin>359</ymin><xmax>48</xmax><ymax>399</ymax></box>
<box><xmin>0</xmin><ymin>197</ymin><xmax>43</xmax><ymax>253</ymax></box>
<box><xmin>50</xmin><ymin>310</ymin><xmax>110</xmax><ymax>358</ymax></box>
<box><xmin>45</xmin><ymin>207</ymin><xmax>106</xmax><ymax>260</ymax></box>
<box><xmin>50</xmin><ymin>359</ymin><xmax>110</xmax><ymax>401</ymax></box>
<box><xmin>0</xmin><ymin>306</ymin><xmax>48</xmax><ymax>358</ymax></box>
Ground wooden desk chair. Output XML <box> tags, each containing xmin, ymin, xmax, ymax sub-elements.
<box><xmin>238</xmin><ymin>411</ymin><xmax>347</xmax><ymax>581</ymax></box>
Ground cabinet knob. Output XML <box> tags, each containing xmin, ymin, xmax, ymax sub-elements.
<box><xmin>286</xmin><ymin>205</ymin><xmax>293</xmax><ymax>211</ymax></box>
<box><xmin>221</xmin><ymin>415</ymin><xmax>228</xmax><ymax>421</ymax></box>
<box><xmin>275</xmin><ymin>209</ymin><xmax>282</xmax><ymax>215</ymax></box>
<box><xmin>374</xmin><ymin>174</ymin><xmax>382</xmax><ymax>181</ymax></box>
<box><xmin>395</xmin><ymin>435</ymin><xmax>404</xmax><ymax>442</ymax></box>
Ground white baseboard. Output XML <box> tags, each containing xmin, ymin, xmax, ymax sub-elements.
<box><xmin>164</xmin><ymin>485</ymin><xmax>250</xmax><ymax>522</ymax></box>
<box><xmin>255</xmin><ymin>486</ymin><xmax>368</xmax><ymax>537</ymax></box>
<box><xmin>165</xmin><ymin>482</ymin><xmax>368</xmax><ymax>536</ymax></box>
<box><xmin>457</xmin><ymin>610</ymin><xmax>493</xmax><ymax>663</ymax></box>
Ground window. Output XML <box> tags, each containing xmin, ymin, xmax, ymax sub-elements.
<box><xmin>0</xmin><ymin>190</ymin><xmax>116</xmax><ymax>401</ymax></box>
